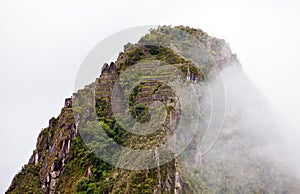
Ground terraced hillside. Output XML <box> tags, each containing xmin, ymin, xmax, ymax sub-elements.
<box><xmin>7</xmin><ymin>26</ymin><xmax>300</xmax><ymax>194</ymax></box>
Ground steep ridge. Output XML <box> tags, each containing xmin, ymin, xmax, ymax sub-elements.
<box><xmin>7</xmin><ymin>26</ymin><xmax>300</xmax><ymax>193</ymax></box>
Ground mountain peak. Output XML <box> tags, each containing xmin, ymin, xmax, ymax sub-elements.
<box><xmin>7</xmin><ymin>26</ymin><xmax>300</xmax><ymax>194</ymax></box>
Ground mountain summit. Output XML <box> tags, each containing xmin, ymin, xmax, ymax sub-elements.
<box><xmin>7</xmin><ymin>26</ymin><xmax>300</xmax><ymax>194</ymax></box>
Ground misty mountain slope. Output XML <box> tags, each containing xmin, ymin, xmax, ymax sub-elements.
<box><xmin>180</xmin><ymin>65</ymin><xmax>300</xmax><ymax>193</ymax></box>
<box><xmin>7</xmin><ymin>26</ymin><xmax>300</xmax><ymax>194</ymax></box>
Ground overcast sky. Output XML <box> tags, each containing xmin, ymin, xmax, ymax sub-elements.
<box><xmin>1</xmin><ymin>0</ymin><xmax>300</xmax><ymax>192</ymax></box>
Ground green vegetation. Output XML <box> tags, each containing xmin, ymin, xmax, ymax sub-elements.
<box><xmin>7</xmin><ymin>164</ymin><xmax>43</xmax><ymax>194</ymax></box>
<box><xmin>96</xmin><ymin>99</ymin><xmax>109</xmax><ymax>117</ymax></box>
<box><xmin>8</xmin><ymin>26</ymin><xmax>299</xmax><ymax>194</ymax></box>
<box><xmin>130</xmin><ymin>103</ymin><xmax>151</xmax><ymax>123</ymax></box>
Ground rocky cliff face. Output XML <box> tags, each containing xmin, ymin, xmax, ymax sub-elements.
<box><xmin>7</xmin><ymin>26</ymin><xmax>300</xmax><ymax>194</ymax></box>
<box><xmin>7</xmin><ymin>99</ymin><xmax>77</xmax><ymax>193</ymax></box>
